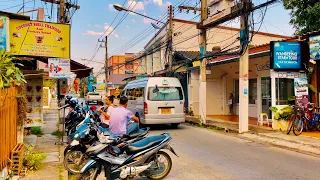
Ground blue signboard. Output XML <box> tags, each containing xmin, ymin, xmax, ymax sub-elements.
<box><xmin>271</xmin><ymin>41</ymin><xmax>302</xmax><ymax>70</ymax></box>
<box><xmin>88</xmin><ymin>75</ymin><xmax>95</xmax><ymax>92</ymax></box>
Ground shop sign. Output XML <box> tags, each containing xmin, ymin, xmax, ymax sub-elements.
<box><xmin>274</xmin><ymin>72</ymin><xmax>306</xmax><ymax>79</ymax></box>
<box><xmin>25</xmin><ymin>79</ymin><xmax>43</xmax><ymax>127</ymax></box>
<box><xmin>294</xmin><ymin>78</ymin><xmax>308</xmax><ymax>96</ymax></box>
<box><xmin>0</xmin><ymin>16</ymin><xmax>9</xmax><ymax>52</ymax></box>
<box><xmin>270</xmin><ymin>41</ymin><xmax>302</xmax><ymax>70</ymax></box>
<box><xmin>254</xmin><ymin>61</ymin><xmax>270</xmax><ymax>71</ymax></box>
<box><xmin>9</xmin><ymin>20</ymin><xmax>70</xmax><ymax>58</ymax></box>
<box><xmin>309</xmin><ymin>35</ymin><xmax>320</xmax><ymax>61</ymax></box>
<box><xmin>48</xmin><ymin>58</ymin><xmax>70</xmax><ymax>78</ymax></box>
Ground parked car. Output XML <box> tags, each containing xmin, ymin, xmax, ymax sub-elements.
<box><xmin>86</xmin><ymin>92</ymin><xmax>102</xmax><ymax>105</ymax></box>
<box><xmin>122</xmin><ymin>77</ymin><xmax>185</xmax><ymax>128</ymax></box>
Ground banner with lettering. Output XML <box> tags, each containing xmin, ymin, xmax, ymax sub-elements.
<box><xmin>271</xmin><ymin>41</ymin><xmax>302</xmax><ymax>70</ymax></box>
<box><xmin>9</xmin><ymin>20</ymin><xmax>70</xmax><ymax>58</ymax></box>
<box><xmin>48</xmin><ymin>58</ymin><xmax>70</xmax><ymax>78</ymax></box>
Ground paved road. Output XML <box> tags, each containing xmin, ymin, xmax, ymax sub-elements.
<box><xmin>95</xmin><ymin>124</ymin><xmax>320</xmax><ymax>180</ymax></box>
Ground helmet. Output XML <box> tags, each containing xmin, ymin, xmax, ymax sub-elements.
<box><xmin>69</xmin><ymin>100</ymin><xmax>77</xmax><ymax>108</ymax></box>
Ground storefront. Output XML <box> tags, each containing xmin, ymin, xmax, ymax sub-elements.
<box><xmin>188</xmin><ymin>41</ymin><xmax>308</xmax><ymax>126</ymax></box>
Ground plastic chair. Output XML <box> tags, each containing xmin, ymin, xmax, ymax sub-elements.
<box><xmin>258</xmin><ymin>113</ymin><xmax>272</xmax><ymax>127</ymax></box>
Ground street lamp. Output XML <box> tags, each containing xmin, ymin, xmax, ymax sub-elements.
<box><xmin>113</xmin><ymin>4</ymin><xmax>165</xmax><ymax>24</ymax></box>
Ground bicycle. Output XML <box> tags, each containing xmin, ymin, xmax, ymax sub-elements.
<box><xmin>293</xmin><ymin>103</ymin><xmax>320</xmax><ymax>136</ymax></box>
<box><xmin>286</xmin><ymin>105</ymin><xmax>303</xmax><ymax>135</ymax></box>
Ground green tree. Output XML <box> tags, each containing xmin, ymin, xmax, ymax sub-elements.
<box><xmin>283</xmin><ymin>0</ymin><xmax>320</xmax><ymax>35</ymax></box>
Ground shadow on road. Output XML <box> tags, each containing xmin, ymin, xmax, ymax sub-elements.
<box><xmin>144</xmin><ymin>124</ymin><xmax>186</xmax><ymax>131</ymax></box>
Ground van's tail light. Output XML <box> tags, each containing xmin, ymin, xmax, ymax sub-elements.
<box><xmin>144</xmin><ymin>102</ymin><xmax>148</xmax><ymax>114</ymax></box>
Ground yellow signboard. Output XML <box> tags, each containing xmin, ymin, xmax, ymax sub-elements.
<box><xmin>9</xmin><ymin>20</ymin><xmax>70</xmax><ymax>58</ymax></box>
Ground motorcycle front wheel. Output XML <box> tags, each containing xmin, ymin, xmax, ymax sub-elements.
<box><xmin>146</xmin><ymin>151</ymin><xmax>172</xmax><ymax>180</ymax></box>
<box><xmin>64</xmin><ymin>150</ymin><xmax>89</xmax><ymax>174</ymax></box>
<box><xmin>77</xmin><ymin>167</ymin><xmax>99</xmax><ymax>180</ymax></box>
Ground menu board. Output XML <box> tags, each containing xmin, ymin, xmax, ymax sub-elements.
<box><xmin>25</xmin><ymin>79</ymin><xmax>43</xmax><ymax>127</ymax></box>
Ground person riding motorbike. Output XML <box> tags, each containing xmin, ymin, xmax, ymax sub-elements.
<box><xmin>108</xmin><ymin>96</ymin><xmax>140</xmax><ymax>137</ymax></box>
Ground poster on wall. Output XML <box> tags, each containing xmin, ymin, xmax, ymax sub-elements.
<box><xmin>43</xmin><ymin>87</ymin><xmax>50</xmax><ymax>108</ymax></box>
<box><xmin>9</xmin><ymin>20</ymin><xmax>70</xmax><ymax>58</ymax></box>
<box><xmin>310</xmin><ymin>35</ymin><xmax>320</xmax><ymax>61</ymax></box>
<box><xmin>0</xmin><ymin>16</ymin><xmax>9</xmax><ymax>52</ymax></box>
<box><xmin>270</xmin><ymin>41</ymin><xmax>302</xmax><ymax>70</ymax></box>
<box><xmin>25</xmin><ymin>78</ymin><xmax>43</xmax><ymax>127</ymax></box>
<box><xmin>48</xmin><ymin>58</ymin><xmax>70</xmax><ymax>78</ymax></box>
<box><xmin>125</xmin><ymin>61</ymin><xmax>134</xmax><ymax>74</ymax></box>
<box><xmin>294</xmin><ymin>78</ymin><xmax>309</xmax><ymax>108</ymax></box>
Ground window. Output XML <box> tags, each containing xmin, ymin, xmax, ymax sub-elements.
<box><xmin>234</xmin><ymin>79</ymin><xmax>257</xmax><ymax>104</ymax></box>
<box><xmin>148</xmin><ymin>87</ymin><xmax>183</xmax><ymax>101</ymax></box>
<box><xmin>276</xmin><ymin>78</ymin><xmax>294</xmax><ymax>105</ymax></box>
<box><xmin>125</xmin><ymin>87</ymin><xmax>144</xmax><ymax>100</ymax></box>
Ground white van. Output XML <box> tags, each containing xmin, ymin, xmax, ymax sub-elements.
<box><xmin>122</xmin><ymin>77</ymin><xmax>185</xmax><ymax>128</ymax></box>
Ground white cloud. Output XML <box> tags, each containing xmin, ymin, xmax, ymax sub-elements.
<box><xmin>83</xmin><ymin>31</ymin><xmax>104</xmax><ymax>36</ymax></box>
<box><xmin>132</xmin><ymin>19</ymin><xmax>136</xmax><ymax>22</ymax></box>
<box><xmin>128</xmin><ymin>0</ymin><xmax>144</xmax><ymax>11</ymax></box>
<box><xmin>104</xmin><ymin>25</ymin><xmax>114</xmax><ymax>35</ymax></box>
<box><xmin>153</xmin><ymin>0</ymin><xmax>163</xmax><ymax>6</ymax></box>
<box><xmin>143</xmin><ymin>17</ymin><xmax>156</xmax><ymax>24</ymax></box>
<box><xmin>115</xmin><ymin>34</ymin><xmax>120</xmax><ymax>38</ymax></box>
<box><xmin>93</xmin><ymin>24</ymin><xmax>101</xmax><ymax>28</ymax></box>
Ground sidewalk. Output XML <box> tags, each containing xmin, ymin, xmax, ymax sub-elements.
<box><xmin>186</xmin><ymin>116</ymin><xmax>320</xmax><ymax>156</ymax></box>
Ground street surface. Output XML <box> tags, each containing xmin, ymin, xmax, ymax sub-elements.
<box><xmin>96</xmin><ymin>124</ymin><xmax>320</xmax><ymax>180</ymax></box>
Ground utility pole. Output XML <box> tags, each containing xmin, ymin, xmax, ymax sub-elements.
<box><xmin>239</xmin><ymin>0</ymin><xmax>250</xmax><ymax>133</ymax></box>
<box><xmin>59</xmin><ymin>0</ymin><xmax>65</xmax><ymax>23</ymax></box>
<box><xmin>167</xmin><ymin>5</ymin><xmax>173</xmax><ymax>72</ymax></box>
<box><xmin>199</xmin><ymin>0</ymin><xmax>208</xmax><ymax>124</ymax></box>
<box><xmin>105</xmin><ymin>36</ymin><xmax>109</xmax><ymax>96</ymax></box>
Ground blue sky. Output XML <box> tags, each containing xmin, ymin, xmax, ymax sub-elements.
<box><xmin>1</xmin><ymin>0</ymin><xmax>295</xmax><ymax>71</ymax></box>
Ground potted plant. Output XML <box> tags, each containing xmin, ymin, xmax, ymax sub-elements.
<box><xmin>269</xmin><ymin>106</ymin><xmax>294</xmax><ymax>131</ymax></box>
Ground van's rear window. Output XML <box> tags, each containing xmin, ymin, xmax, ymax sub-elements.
<box><xmin>148</xmin><ymin>87</ymin><xmax>183</xmax><ymax>101</ymax></box>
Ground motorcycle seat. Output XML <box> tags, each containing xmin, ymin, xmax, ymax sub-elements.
<box><xmin>126</xmin><ymin>135</ymin><xmax>166</xmax><ymax>155</ymax></box>
<box><xmin>126</xmin><ymin>127</ymin><xmax>150</xmax><ymax>139</ymax></box>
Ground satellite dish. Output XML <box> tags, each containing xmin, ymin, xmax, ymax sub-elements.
<box><xmin>151</xmin><ymin>23</ymin><xmax>161</xmax><ymax>29</ymax></box>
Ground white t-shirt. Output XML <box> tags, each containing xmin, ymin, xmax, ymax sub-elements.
<box><xmin>100</xmin><ymin>105</ymin><xmax>114</xmax><ymax>125</ymax></box>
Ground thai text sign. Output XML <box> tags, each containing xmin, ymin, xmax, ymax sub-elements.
<box><xmin>271</xmin><ymin>41</ymin><xmax>302</xmax><ymax>70</ymax></box>
<box><xmin>9</xmin><ymin>20</ymin><xmax>70</xmax><ymax>58</ymax></box>
<box><xmin>48</xmin><ymin>58</ymin><xmax>70</xmax><ymax>78</ymax></box>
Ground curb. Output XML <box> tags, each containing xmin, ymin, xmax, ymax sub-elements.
<box><xmin>239</xmin><ymin>133</ymin><xmax>320</xmax><ymax>156</ymax></box>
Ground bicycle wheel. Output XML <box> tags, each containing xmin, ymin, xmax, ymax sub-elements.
<box><xmin>286</xmin><ymin>114</ymin><xmax>296</xmax><ymax>135</ymax></box>
<box><xmin>293</xmin><ymin>116</ymin><xmax>304</xmax><ymax>136</ymax></box>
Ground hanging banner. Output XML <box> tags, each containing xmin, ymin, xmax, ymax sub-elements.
<box><xmin>294</xmin><ymin>78</ymin><xmax>309</xmax><ymax>107</ymax></box>
<box><xmin>310</xmin><ymin>35</ymin><xmax>320</xmax><ymax>61</ymax></box>
<box><xmin>9</xmin><ymin>20</ymin><xmax>70</xmax><ymax>58</ymax></box>
<box><xmin>0</xmin><ymin>16</ymin><xmax>9</xmax><ymax>52</ymax></box>
<box><xmin>48</xmin><ymin>58</ymin><xmax>70</xmax><ymax>78</ymax></box>
<box><xmin>294</xmin><ymin>78</ymin><xmax>308</xmax><ymax>96</ymax></box>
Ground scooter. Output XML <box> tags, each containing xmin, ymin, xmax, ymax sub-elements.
<box><xmin>78</xmin><ymin>132</ymin><xmax>177</xmax><ymax>180</ymax></box>
<box><xmin>64</xmin><ymin>117</ymin><xmax>150</xmax><ymax>174</ymax></box>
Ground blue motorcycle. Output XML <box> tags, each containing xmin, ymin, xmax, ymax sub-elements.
<box><xmin>78</xmin><ymin>132</ymin><xmax>177</xmax><ymax>180</ymax></box>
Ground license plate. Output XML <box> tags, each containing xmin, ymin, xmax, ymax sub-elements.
<box><xmin>161</xmin><ymin>108</ymin><xmax>171</xmax><ymax>114</ymax></box>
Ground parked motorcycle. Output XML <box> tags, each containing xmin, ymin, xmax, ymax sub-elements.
<box><xmin>78</xmin><ymin>132</ymin><xmax>177</xmax><ymax>180</ymax></box>
<box><xmin>64</xmin><ymin>118</ymin><xmax>150</xmax><ymax>174</ymax></box>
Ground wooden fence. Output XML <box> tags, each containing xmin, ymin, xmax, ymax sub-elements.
<box><xmin>0</xmin><ymin>87</ymin><xmax>18</xmax><ymax>171</ymax></box>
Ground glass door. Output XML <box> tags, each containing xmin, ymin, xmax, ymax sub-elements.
<box><xmin>261</xmin><ymin>77</ymin><xmax>272</xmax><ymax>117</ymax></box>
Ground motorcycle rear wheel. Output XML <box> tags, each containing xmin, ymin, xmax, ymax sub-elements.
<box><xmin>77</xmin><ymin>167</ymin><xmax>99</xmax><ymax>180</ymax></box>
<box><xmin>146</xmin><ymin>151</ymin><xmax>172</xmax><ymax>180</ymax></box>
<box><xmin>64</xmin><ymin>150</ymin><xmax>89</xmax><ymax>174</ymax></box>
